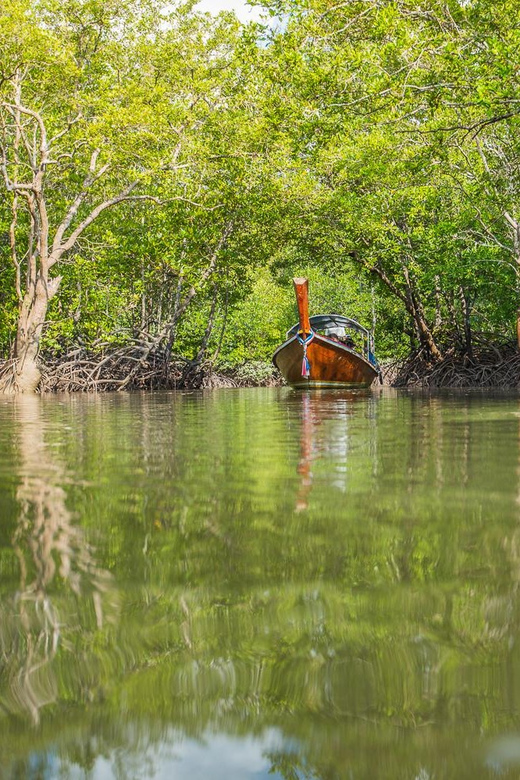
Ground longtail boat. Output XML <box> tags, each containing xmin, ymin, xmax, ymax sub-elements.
<box><xmin>273</xmin><ymin>278</ymin><xmax>380</xmax><ymax>389</ymax></box>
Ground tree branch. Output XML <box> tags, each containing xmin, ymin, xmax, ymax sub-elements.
<box><xmin>50</xmin><ymin>181</ymin><xmax>140</xmax><ymax>261</ymax></box>
<box><xmin>52</xmin><ymin>149</ymin><xmax>110</xmax><ymax>252</ymax></box>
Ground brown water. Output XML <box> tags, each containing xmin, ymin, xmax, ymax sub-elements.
<box><xmin>1</xmin><ymin>388</ymin><xmax>520</xmax><ymax>778</ymax></box>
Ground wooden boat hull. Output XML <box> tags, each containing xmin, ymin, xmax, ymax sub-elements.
<box><xmin>273</xmin><ymin>334</ymin><xmax>378</xmax><ymax>388</ymax></box>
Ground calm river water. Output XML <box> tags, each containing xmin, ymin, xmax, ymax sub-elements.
<box><xmin>1</xmin><ymin>388</ymin><xmax>520</xmax><ymax>778</ymax></box>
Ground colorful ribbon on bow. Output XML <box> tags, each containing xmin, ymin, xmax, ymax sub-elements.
<box><xmin>296</xmin><ymin>331</ymin><xmax>315</xmax><ymax>377</ymax></box>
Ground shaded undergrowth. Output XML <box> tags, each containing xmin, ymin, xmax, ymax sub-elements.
<box><xmin>386</xmin><ymin>342</ymin><xmax>520</xmax><ymax>389</ymax></box>
<box><xmin>36</xmin><ymin>345</ymin><xmax>280</xmax><ymax>392</ymax></box>
<box><xmin>2</xmin><ymin>341</ymin><xmax>519</xmax><ymax>393</ymax></box>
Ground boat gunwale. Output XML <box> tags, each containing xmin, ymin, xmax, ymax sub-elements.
<box><xmin>288</xmin><ymin>380</ymin><xmax>374</xmax><ymax>389</ymax></box>
<box><xmin>272</xmin><ymin>332</ymin><xmax>378</xmax><ymax>375</ymax></box>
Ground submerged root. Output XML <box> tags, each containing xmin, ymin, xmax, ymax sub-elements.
<box><xmin>0</xmin><ymin>344</ymin><xmax>282</xmax><ymax>392</ymax></box>
<box><xmin>39</xmin><ymin>345</ymin><xmax>195</xmax><ymax>392</ymax></box>
<box><xmin>0</xmin><ymin>358</ymin><xmax>41</xmax><ymax>394</ymax></box>
<box><xmin>0</xmin><ymin>359</ymin><xmax>18</xmax><ymax>394</ymax></box>
<box><xmin>386</xmin><ymin>343</ymin><xmax>520</xmax><ymax>389</ymax></box>
<box><xmin>4</xmin><ymin>340</ymin><xmax>520</xmax><ymax>392</ymax></box>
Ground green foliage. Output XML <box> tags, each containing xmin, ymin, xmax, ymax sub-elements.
<box><xmin>3</xmin><ymin>0</ymin><xmax>520</xmax><ymax>378</ymax></box>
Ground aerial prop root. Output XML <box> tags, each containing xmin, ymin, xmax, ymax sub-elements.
<box><xmin>387</xmin><ymin>343</ymin><xmax>520</xmax><ymax>388</ymax></box>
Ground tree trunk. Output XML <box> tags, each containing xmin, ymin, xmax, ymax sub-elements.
<box><xmin>1</xmin><ymin>78</ymin><xmax>157</xmax><ymax>394</ymax></box>
<box><xmin>434</xmin><ymin>275</ymin><xmax>443</xmax><ymax>332</ymax></box>
<box><xmin>414</xmin><ymin>311</ymin><xmax>443</xmax><ymax>361</ymax></box>
<box><xmin>1</xmin><ymin>275</ymin><xmax>61</xmax><ymax>394</ymax></box>
<box><xmin>505</xmin><ymin>214</ymin><xmax>520</xmax><ymax>350</ymax></box>
<box><xmin>459</xmin><ymin>287</ymin><xmax>473</xmax><ymax>359</ymax></box>
<box><xmin>516</xmin><ymin>261</ymin><xmax>520</xmax><ymax>351</ymax></box>
<box><xmin>352</xmin><ymin>251</ymin><xmax>444</xmax><ymax>364</ymax></box>
<box><xmin>402</xmin><ymin>266</ymin><xmax>443</xmax><ymax>362</ymax></box>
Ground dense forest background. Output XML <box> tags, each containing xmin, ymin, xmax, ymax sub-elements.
<box><xmin>2</xmin><ymin>0</ymin><xmax>520</xmax><ymax>390</ymax></box>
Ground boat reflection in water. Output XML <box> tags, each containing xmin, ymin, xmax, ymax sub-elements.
<box><xmin>295</xmin><ymin>392</ymin><xmax>314</xmax><ymax>512</ymax></box>
<box><xmin>294</xmin><ymin>388</ymin><xmax>377</xmax><ymax>511</ymax></box>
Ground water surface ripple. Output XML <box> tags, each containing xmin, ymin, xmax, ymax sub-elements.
<box><xmin>1</xmin><ymin>389</ymin><xmax>520</xmax><ymax>778</ymax></box>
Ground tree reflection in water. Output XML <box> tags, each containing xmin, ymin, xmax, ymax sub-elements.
<box><xmin>1</xmin><ymin>392</ymin><xmax>520</xmax><ymax>777</ymax></box>
<box><xmin>0</xmin><ymin>395</ymin><xmax>115</xmax><ymax>725</ymax></box>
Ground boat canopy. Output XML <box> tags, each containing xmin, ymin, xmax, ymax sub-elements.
<box><xmin>287</xmin><ymin>314</ymin><xmax>371</xmax><ymax>339</ymax></box>
<box><xmin>287</xmin><ymin>314</ymin><xmax>378</xmax><ymax>368</ymax></box>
